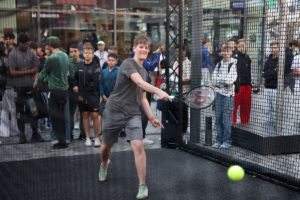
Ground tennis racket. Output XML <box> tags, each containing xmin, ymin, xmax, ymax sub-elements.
<box><xmin>170</xmin><ymin>85</ymin><xmax>216</xmax><ymax>109</ymax></box>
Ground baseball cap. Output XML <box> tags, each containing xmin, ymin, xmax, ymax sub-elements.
<box><xmin>97</xmin><ymin>40</ymin><xmax>105</xmax><ymax>45</ymax></box>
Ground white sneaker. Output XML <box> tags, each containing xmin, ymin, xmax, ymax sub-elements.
<box><xmin>50</xmin><ymin>140</ymin><xmax>59</xmax><ymax>147</ymax></box>
<box><xmin>94</xmin><ymin>137</ymin><xmax>101</xmax><ymax>147</ymax></box>
<box><xmin>85</xmin><ymin>138</ymin><xmax>92</xmax><ymax>146</ymax></box>
<box><xmin>143</xmin><ymin>138</ymin><xmax>154</xmax><ymax>145</ymax></box>
<box><xmin>136</xmin><ymin>184</ymin><xmax>149</xmax><ymax>199</ymax></box>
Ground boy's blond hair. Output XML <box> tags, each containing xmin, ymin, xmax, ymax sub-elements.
<box><xmin>133</xmin><ymin>34</ymin><xmax>151</xmax><ymax>47</ymax></box>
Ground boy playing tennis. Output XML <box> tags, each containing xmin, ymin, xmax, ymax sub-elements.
<box><xmin>99</xmin><ymin>34</ymin><xmax>171</xmax><ymax>199</ymax></box>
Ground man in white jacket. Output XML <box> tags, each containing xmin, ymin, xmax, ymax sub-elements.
<box><xmin>94</xmin><ymin>40</ymin><xmax>108</xmax><ymax>68</ymax></box>
<box><xmin>211</xmin><ymin>45</ymin><xmax>237</xmax><ymax>148</ymax></box>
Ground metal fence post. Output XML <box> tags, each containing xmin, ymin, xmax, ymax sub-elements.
<box><xmin>190</xmin><ymin>0</ymin><xmax>203</xmax><ymax>143</ymax></box>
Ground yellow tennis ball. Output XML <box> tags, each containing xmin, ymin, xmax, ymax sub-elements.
<box><xmin>227</xmin><ymin>165</ymin><xmax>245</xmax><ymax>181</ymax></box>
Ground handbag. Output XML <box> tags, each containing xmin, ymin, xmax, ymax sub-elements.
<box><xmin>31</xmin><ymin>91</ymin><xmax>48</xmax><ymax>119</ymax></box>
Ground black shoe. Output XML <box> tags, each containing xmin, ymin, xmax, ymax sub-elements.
<box><xmin>78</xmin><ymin>133</ymin><xmax>85</xmax><ymax>140</ymax></box>
<box><xmin>51</xmin><ymin>142</ymin><xmax>68</xmax><ymax>149</ymax></box>
<box><xmin>19</xmin><ymin>135</ymin><xmax>26</xmax><ymax>144</ymax></box>
<box><xmin>31</xmin><ymin>133</ymin><xmax>45</xmax><ymax>143</ymax></box>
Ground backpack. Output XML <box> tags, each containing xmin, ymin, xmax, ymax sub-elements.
<box><xmin>216</xmin><ymin>61</ymin><xmax>234</xmax><ymax>73</ymax></box>
<box><xmin>215</xmin><ymin>61</ymin><xmax>236</xmax><ymax>90</ymax></box>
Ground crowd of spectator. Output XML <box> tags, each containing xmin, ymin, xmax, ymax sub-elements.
<box><xmin>0</xmin><ymin>32</ymin><xmax>164</xmax><ymax>148</ymax></box>
<box><xmin>0</xmin><ymin>31</ymin><xmax>298</xmax><ymax>149</ymax></box>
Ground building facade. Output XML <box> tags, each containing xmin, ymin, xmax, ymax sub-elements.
<box><xmin>0</xmin><ymin>0</ymin><xmax>166</xmax><ymax>58</ymax></box>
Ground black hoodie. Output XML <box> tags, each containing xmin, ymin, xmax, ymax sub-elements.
<box><xmin>263</xmin><ymin>54</ymin><xmax>278</xmax><ymax>89</ymax></box>
<box><xmin>74</xmin><ymin>60</ymin><xmax>101</xmax><ymax>99</ymax></box>
<box><xmin>235</xmin><ymin>52</ymin><xmax>252</xmax><ymax>92</ymax></box>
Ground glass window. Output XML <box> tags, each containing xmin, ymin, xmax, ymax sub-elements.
<box><xmin>0</xmin><ymin>0</ymin><xmax>166</xmax><ymax>60</ymax></box>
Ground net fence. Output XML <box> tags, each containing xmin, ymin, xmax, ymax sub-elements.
<box><xmin>0</xmin><ymin>0</ymin><xmax>299</xmax><ymax>192</ymax></box>
<box><xmin>163</xmin><ymin>0</ymin><xmax>300</xmax><ymax>190</ymax></box>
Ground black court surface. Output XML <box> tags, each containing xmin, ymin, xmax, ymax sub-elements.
<box><xmin>0</xmin><ymin>148</ymin><xmax>299</xmax><ymax>200</ymax></box>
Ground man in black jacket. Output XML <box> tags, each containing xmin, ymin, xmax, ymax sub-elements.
<box><xmin>232</xmin><ymin>39</ymin><xmax>252</xmax><ymax>125</ymax></box>
<box><xmin>262</xmin><ymin>41</ymin><xmax>279</xmax><ymax>126</ymax></box>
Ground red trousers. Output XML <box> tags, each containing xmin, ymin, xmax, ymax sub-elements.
<box><xmin>155</xmin><ymin>74</ymin><xmax>164</xmax><ymax>88</ymax></box>
<box><xmin>232</xmin><ymin>85</ymin><xmax>252</xmax><ymax>125</ymax></box>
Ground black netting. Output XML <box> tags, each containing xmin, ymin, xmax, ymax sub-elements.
<box><xmin>163</xmin><ymin>0</ymin><xmax>300</xmax><ymax>190</ymax></box>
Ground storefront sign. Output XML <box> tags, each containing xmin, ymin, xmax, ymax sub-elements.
<box><xmin>56</xmin><ymin>0</ymin><xmax>96</xmax><ymax>5</ymax></box>
<box><xmin>32</xmin><ymin>13</ymin><xmax>60</xmax><ymax>18</ymax></box>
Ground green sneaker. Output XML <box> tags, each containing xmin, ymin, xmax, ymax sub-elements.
<box><xmin>99</xmin><ymin>160</ymin><xmax>110</xmax><ymax>182</ymax></box>
<box><xmin>136</xmin><ymin>184</ymin><xmax>148</xmax><ymax>199</ymax></box>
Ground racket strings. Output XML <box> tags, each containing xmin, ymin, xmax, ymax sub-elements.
<box><xmin>185</xmin><ymin>87</ymin><xmax>215</xmax><ymax>109</ymax></box>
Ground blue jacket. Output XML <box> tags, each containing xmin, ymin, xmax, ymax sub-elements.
<box><xmin>202</xmin><ymin>45</ymin><xmax>213</xmax><ymax>69</ymax></box>
<box><xmin>100</xmin><ymin>66</ymin><xmax>119</xmax><ymax>97</ymax></box>
<box><xmin>129</xmin><ymin>52</ymin><xmax>161</xmax><ymax>72</ymax></box>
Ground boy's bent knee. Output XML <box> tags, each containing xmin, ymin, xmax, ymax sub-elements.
<box><xmin>131</xmin><ymin>140</ymin><xmax>145</xmax><ymax>152</ymax></box>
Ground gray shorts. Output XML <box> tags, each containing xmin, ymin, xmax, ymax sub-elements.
<box><xmin>102</xmin><ymin>109</ymin><xmax>143</xmax><ymax>144</ymax></box>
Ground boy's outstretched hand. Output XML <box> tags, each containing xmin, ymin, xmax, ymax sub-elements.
<box><xmin>149</xmin><ymin>117</ymin><xmax>164</xmax><ymax>129</ymax></box>
<box><xmin>157</xmin><ymin>90</ymin><xmax>172</xmax><ymax>102</ymax></box>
